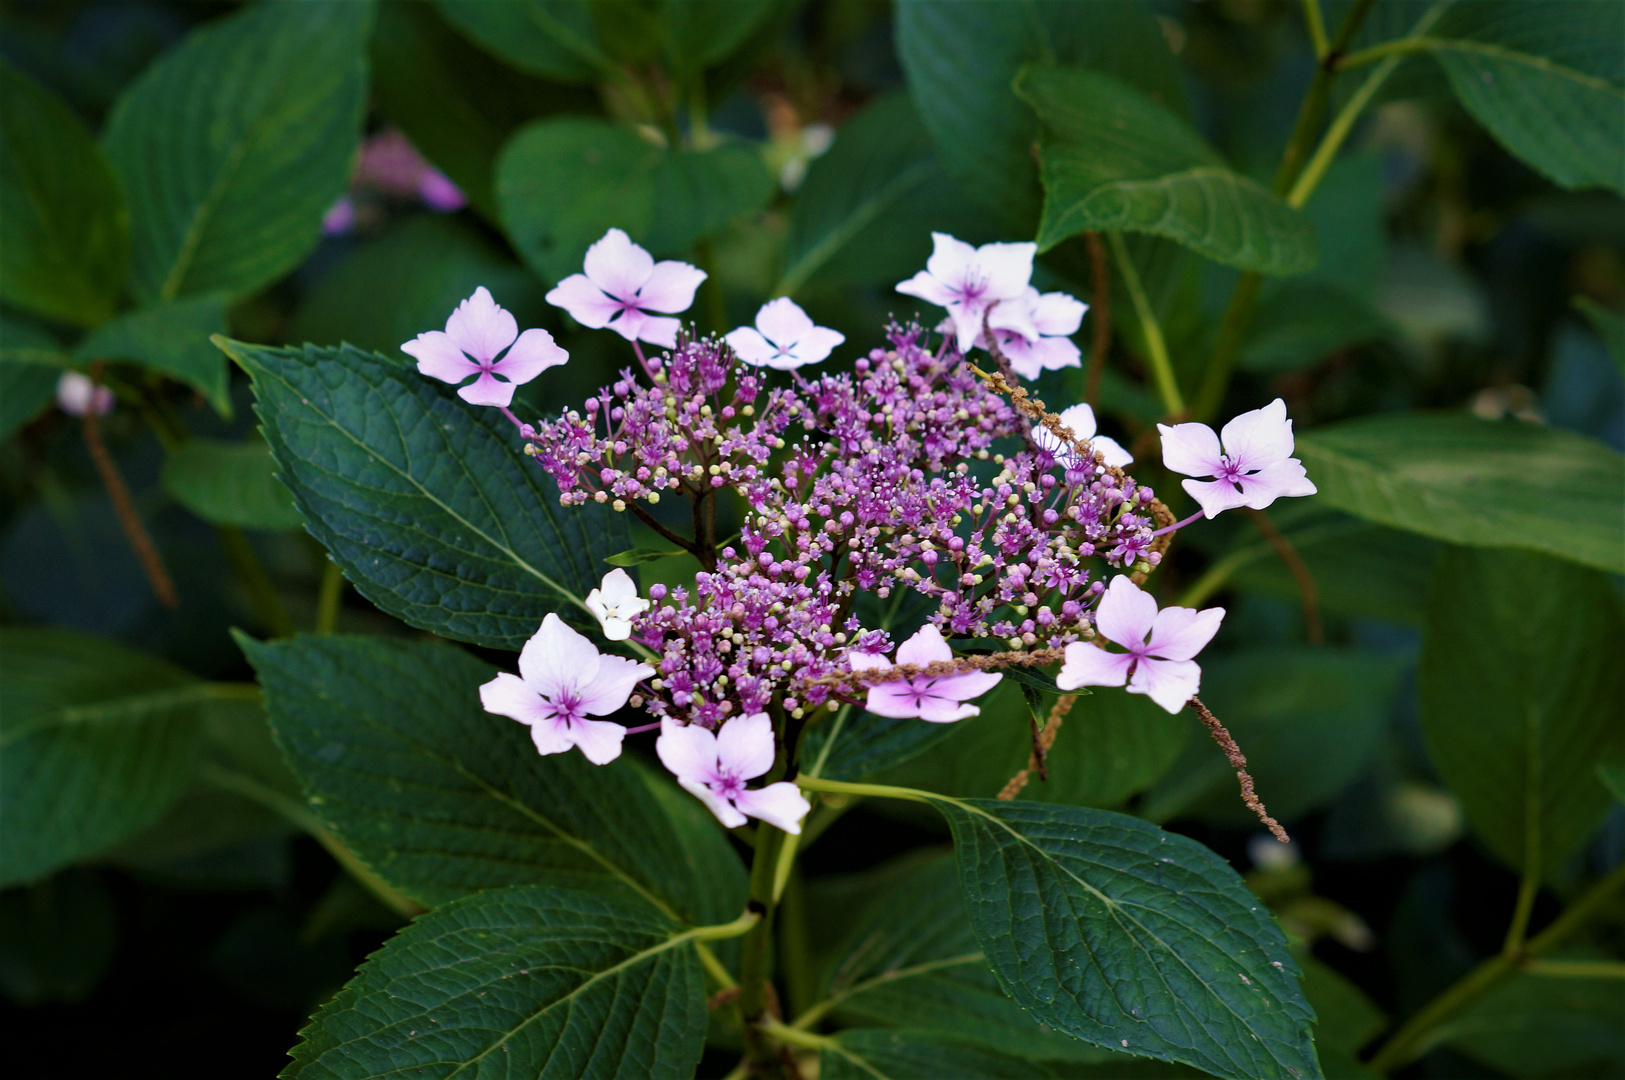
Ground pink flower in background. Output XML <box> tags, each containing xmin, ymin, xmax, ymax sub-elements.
<box><xmin>321</xmin><ymin>130</ymin><xmax>465</xmax><ymax>235</ymax></box>
<box><xmin>321</xmin><ymin>196</ymin><xmax>357</xmax><ymax>236</ymax></box>
<box><xmin>726</xmin><ymin>298</ymin><xmax>845</xmax><ymax>370</ymax></box>
<box><xmin>656</xmin><ymin>713</ymin><xmax>811</xmax><ymax>832</ymax></box>
<box><xmin>479</xmin><ymin>614</ymin><xmax>654</xmax><ymax>764</ymax></box>
<box><xmin>988</xmin><ymin>288</ymin><xmax>1087</xmax><ymax>378</ymax></box>
<box><xmin>1159</xmin><ymin>399</ymin><xmax>1317</xmax><ymax>519</ymax></box>
<box><xmin>402</xmin><ymin>286</ymin><xmax>567</xmax><ymax>407</ymax></box>
<box><xmin>56</xmin><ymin>372</ymin><xmax>113</xmax><ymax>417</ymax></box>
<box><xmin>897</xmin><ymin>232</ymin><xmax>1036</xmax><ymax>352</ymax></box>
<box><xmin>1032</xmin><ymin>402</ymin><xmax>1132</xmax><ymax>468</ymax></box>
<box><xmin>546</xmin><ymin>229</ymin><xmax>707</xmax><ymax>349</ymax></box>
<box><xmin>855</xmin><ymin>624</ymin><xmax>1003</xmax><ymax>723</ymax></box>
<box><xmin>1056</xmin><ymin>576</ymin><xmax>1224</xmax><ymax>713</ymax></box>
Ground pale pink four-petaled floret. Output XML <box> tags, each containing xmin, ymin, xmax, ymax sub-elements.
<box><xmin>1056</xmin><ymin>576</ymin><xmax>1224</xmax><ymax>713</ymax></box>
<box><xmin>725</xmin><ymin>297</ymin><xmax>845</xmax><ymax>371</ymax></box>
<box><xmin>479</xmin><ymin>613</ymin><xmax>655</xmax><ymax>764</ymax></box>
<box><xmin>986</xmin><ymin>287</ymin><xmax>1088</xmax><ymax>379</ymax></box>
<box><xmin>1032</xmin><ymin>402</ymin><xmax>1133</xmax><ymax>469</ymax></box>
<box><xmin>656</xmin><ymin>712</ymin><xmax>811</xmax><ymax>833</ymax></box>
<box><xmin>1158</xmin><ymin>398</ymin><xmax>1317</xmax><ymax>519</ymax></box>
<box><xmin>852</xmin><ymin>624</ymin><xmax>1004</xmax><ymax>723</ymax></box>
<box><xmin>546</xmin><ymin>228</ymin><xmax>707</xmax><ymax>349</ymax></box>
<box><xmin>585</xmin><ymin>568</ymin><xmax>650</xmax><ymax>642</ymax></box>
<box><xmin>401</xmin><ymin>286</ymin><xmax>567</xmax><ymax>408</ymax></box>
<box><xmin>897</xmin><ymin>232</ymin><xmax>1037</xmax><ymax>353</ymax></box>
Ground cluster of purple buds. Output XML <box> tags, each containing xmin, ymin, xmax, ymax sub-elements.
<box><xmin>398</xmin><ymin>227</ymin><xmax>1319</xmax><ymax>835</ymax></box>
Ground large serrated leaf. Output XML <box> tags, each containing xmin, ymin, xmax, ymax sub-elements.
<box><xmin>932</xmin><ymin>798</ymin><xmax>1320</xmax><ymax>1080</ymax></box>
<box><xmin>223</xmin><ymin>338</ymin><xmax>629</xmax><ymax>649</ymax></box>
<box><xmin>818</xmin><ymin>1030</ymin><xmax>1055</xmax><ymax>1080</ymax></box>
<box><xmin>1296</xmin><ymin>413</ymin><xmax>1624</xmax><ymax>575</ymax></box>
<box><xmin>0</xmin><ymin>629</ymin><xmax>209</xmax><ymax>888</ymax></box>
<box><xmin>287</xmin><ymin>885</ymin><xmax>707</xmax><ymax>1079</ymax></box>
<box><xmin>0</xmin><ymin>62</ymin><xmax>128</xmax><ymax>326</ymax></box>
<box><xmin>1419</xmin><ymin>549</ymin><xmax>1625</xmax><ymax>876</ymax></box>
<box><xmin>240</xmin><ymin>633</ymin><xmax>745</xmax><ymax>925</ymax></box>
<box><xmin>102</xmin><ymin>0</ymin><xmax>370</xmax><ymax>303</ymax></box>
<box><xmin>1017</xmin><ymin>66</ymin><xmax>1318</xmax><ymax>275</ymax></box>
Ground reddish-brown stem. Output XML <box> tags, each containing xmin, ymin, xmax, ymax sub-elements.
<box><xmin>999</xmin><ymin>694</ymin><xmax>1076</xmax><ymax>799</ymax></box>
<box><xmin>80</xmin><ymin>373</ymin><xmax>177</xmax><ymax>609</ymax></box>
<box><xmin>1189</xmin><ymin>696</ymin><xmax>1288</xmax><ymax>842</ymax></box>
<box><xmin>1245</xmin><ymin>507</ymin><xmax>1323</xmax><ymax>645</ymax></box>
<box><xmin>1083</xmin><ymin>232</ymin><xmax>1111</xmax><ymax>409</ymax></box>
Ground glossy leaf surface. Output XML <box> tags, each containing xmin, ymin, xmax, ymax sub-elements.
<box><xmin>74</xmin><ymin>295</ymin><xmax>231</xmax><ymax>416</ymax></box>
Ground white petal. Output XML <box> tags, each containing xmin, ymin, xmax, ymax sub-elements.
<box><xmin>1031</xmin><ymin>291</ymin><xmax>1086</xmax><ymax>336</ymax></box>
<box><xmin>445</xmin><ymin>286</ymin><xmax>517</xmax><ymax>364</ymax></box>
<box><xmin>634</xmin><ymin>314</ymin><xmax>683</xmax><ymax>349</ymax></box>
<box><xmin>681</xmin><ymin>777</ymin><xmax>748</xmax><ymax>828</ymax></box>
<box><xmin>1128</xmin><ymin>658</ymin><xmax>1202</xmax><ymax>714</ymax></box>
<box><xmin>1055</xmin><ymin>642</ymin><xmax>1133</xmax><ymax>691</ymax></box>
<box><xmin>753</xmin><ymin>297</ymin><xmax>814</xmax><ymax>346</ymax></box>
<box><xmin>636</xmin><ymin>261</ymin><xmax>707</xmax><ymax>314</ymax></box>
<box><xmin>726</xmin><ymin>327</ymin><xmax>778</xmax><ymax>366</ymax></box>
<box><xmin>1090</xmin><ymin>435</ymin><xmax>1134</xmax><ymax>469</ymax></box>
<box><xmin>896</xmin><ymin>270</ymin><xmax>959</xmax><ymax>308</ymax></box>
<box><xmin>457</xmin><ymin>371</ymin><xmax>516</xmax><ymax>408</ymax></box>
<box><xmin>492</xmin><ymin>328</ymin><xmax>567</xmax><ymax>386</ymax></box>
<box><xmin>518</xmin><ymin>614</ymin><xmax>602</xmax><ymax>699</ymax></box>
<box><xmin>787</xmin><ymin>326</ymin><xmax>844</xmax><ymax>367</ymax></box>
<box><xmin>1094</xmin><ymin>576</ymin><xmax>1157</xmax><ymax>649</ymax></box>
<box><xmin>1181</xmin><ymin>477</ymin><xmax>1252</xmax><ymax>519</ymax></box>
<box><xmin>916</xmin><ymin>697</ymin><xmax>981</xmax><ymax>723</ymax></box>
<box><xmin>529</xmin><ymin>715</ymin><xmax>578</xmax><ymax>756</ymax></box>
<box><xmin>1027</xmin><ymin>335</ymin><xmax>1082</xmax><ymax>372</ymax></box>
<box><xmin>922</xmin><ymin>232</ymin><xmax>979</xmax><ymax>291</ymax></box>
<box><xmin>657</xmin><ymin>721</ymin><xmax>721</xmax><ymax>786</ymax></box>
<box><xmin>546</xmin><ymin>274</ymin><xmax>622</xmax><ymax>329</ymax></box>
<box><xmin>1057</xmin><ymin>403</ymin><xmax>1099</xmax><ymax>440</ymax></box>
<box><xmin>974</xmin><ymin>241</ymin><xmax>1037</xmax><ymax>300</ymax></box>
<box><xmin>895</xmin><ymin>623</ymin><xmax>953</xmax><ymax>666</ymax></box>
<box><xmin>479</xmin><ymin>672</ymin><xmax>549</xmax><ymax>725</ymax></box>
<box><xmin>583</xmin><ymin>228</ymin><xmax>653</xmax><ymax>299</ymax></box>
<box><xmin>567</xmin><ymin>717</ymin><xmax>626</xmax><ymax>765</ymax></box>
<box><xmin>733</xmin><ymin>783</ymin><xmax>811</xmax><ymax>834</ymax></box>
<box><xmin>1220</xmin><ymin>398</ymin><xmax>1295</xmax><ymax>472</ymax></box>
<box><xmin>402</xmin><ymin>330</ymin><xmax>476</xmax><ymax>385</ymax></box>
<box><xmin>1237</xmin><ymin>458</ymin><xmax>1318</xmax><ymax>510</ymax></box>
<box><xmin>715</xmin><ymin>712</ymin><xmax>776</xmax><ymax>782</ymax></box>
<box><xmin>576</xmin><ymin>653</ymin><xmax>653</xmax><ymax>716</ymax></box>
<box><xmin>1159</xmin><ymin>421</ymin><xmax>1225</xmax><ymax>479</ymax></box>
<box><xmin>1144</xmin><ymin>605</ymin><xmax>1225</xmax><ymax>662</ymax></box>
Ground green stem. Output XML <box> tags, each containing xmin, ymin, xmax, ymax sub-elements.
<box><xmin>737</xmin><ymin>826</ymin><xmax>788</xmax><ymax>1071</ymax></box>
<box><xmin>779</xmin><ymin>867</ymin><xmax>816</xmax><ymax>1020</ymax></box>
<box><xmin>1367</xmin><ymin>859</ymin><xmax>1625</xmax><ymax>1073</ymax></box>
<box><xmin>1300</xmin><ymin>0</ymin><xmax>1330</xmax><ymax>58</ymax></box>
<box><xmin>803</xmin><ymin>704</ymin><xmax>851</xmax><ymax>780</ymax></box>
<box><xmin>314</xmin><ymin>559</ymin><xmax>344</xmax><ymax>635</ymax></box>
<box><xmin>1522</xmin><ymin>960</ymin><xmax>1625</xmax><ymax>979</ymax></box>
<box><xmin>757</xmin><ymin>1018</ymin><xmax>833</xmax><ymax>1052</ymax></box>
<box><xmin>795</xmin><ymin>775</ymin><xmax>936</xmax><ymax>804</ymax></box>
<box><xmin>216</xmin><ymin>525</ymin><xmax>294</xmax><ymax>637</ymax></box>
<box><xmin>1107</xmin><ymin>232</ymin><xmax>1184</xmax><ymax>417</ymax></box>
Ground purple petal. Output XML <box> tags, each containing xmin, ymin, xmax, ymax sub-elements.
<box><xmin>680</xmin><ymin>777</ymin><xmax>748</xmax><ymax>828</ymax></box>
<box><xmin>1180</xmin><ymin>477</ymin><xmax>1252</xmax><ymax>519</ymax></box>
<box><xmin>926</xmin><ymin>669</ymin><xmax>1003</xmax><ymax>703</ymax></box>
<box><xmin>1055</xmin><ymin>642</ymin><xmax>1133</xmax><ymax>691</ymax></box>
<box><xmin>492</xmin><ymin>327</ymin><xmax>567</xmax><ymax>386</ymax></box>
<box><xmin>518</xmin><ymin>614</ymin><xmax>601</xmax><ymax>699</ymax></box>
<box><xmin>715</xmin><ymin>712</ymin><xmax>776</xmax><ymax>782</ymax></box>
<box><xmin>457</xmin><ymin>370</ymin><xmax>516</xmax><ymax>408</ymax></box>
<box><xmin>583</xmin><ymin>228</ymin><xmax>652</xmax><ymax>299</ymax></box>
<box><xmin>1220</xmin><ymin>398</ymin><xmax>1294</xmax><ymax>472</ymax></box>
<box><xmin>1128</xmin><ymin>657</ymin><xmax>1201</xmax><ymax>714</ymax></box>
<box><xmin>865</xmin><ymin>681</ymin><xmax>924</xmax><ymax>719</ymax></box>
<box><xmin>916</xmin><ymin>696</ymin><xmax>982</xmax><ymax>723</ymax></box>
<box><xmin>1237</xmin><ymin>458</ymin><xmax>1317</xmax><ymax>510</ymax></box>
<box><xmin>1094</xmin><ymin>575</ymin><xmax>1157</xmax><ymax>649</ymax></box>
<box><xmin>568</xmin><ymin>717</ymin><xmax>626</xmax><ymax>765</ymax></box>
<box><xmin>657</xmin><ymin>721</ymin><xmax>722</xmax><ymax>786</ymax></box>
<box><xmin>576</xmin><ymin>653</ymin><xmax>655</xmax><ymax>716</ymax></box>
<box><xmin>895</xmin><ymin>623</ymin><xmax>953</xmax><ymax>667</ymax></box>
<box><xmin>975</xmin><ymin>241</ymin><xmax>1037</xmax><ymax>300</ymax></box>
<box><xmin>402</xmin><ymin>330</ymin><xmax>477</xmax><ymax>385</ymax></box>
<box><xmin>546</xmin><ymin>274</ymin><xmax>622</xmax><ymax>329</ymax></box>
<box><xmin>1144</xmin><ymin>605</ymin><xmax>1225</xmax><ymax>662</ymax></box>
<box><xmin>1159</xmin><ymin>421</ymin><xmax>1224</xmax><ymax>479</ymax></box>
<box><xmin>726</xmin><ymin>327</ymin><xmax>778</xmax><ymax>366</ymax></box>
<box><xmin>479</xmin><ymin>672</ymin><xmax>549</xmax><ymax>725</ymax></box>
<box><xmin>637</xmin><ymin>260</ymin><xmax>707</xmax><ymax>314</ymax></box>
<box><xmin>734</xmin><ymin>782</ymin><xmax>811</xmax><ymax>833</ymax></box>
<box><xmin>418</xmin><ymin>170</ymin><xmax>466</xmax><ymax>212</ymax></box>
<box><xmin>445</xmin><ymin>286</ymin><xmax>517</xmax><ymax>363</ymax></box>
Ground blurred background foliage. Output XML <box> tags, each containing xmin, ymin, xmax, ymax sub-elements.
<box><xmin>0</xmin><ymin>0</ymin><xmax>1621</xmax><ymax>1077</ymax></box>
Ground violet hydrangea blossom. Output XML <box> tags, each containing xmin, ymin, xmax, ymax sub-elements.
<box><xmin>546</xmin><ymin>228</ymin><xmax>706</xmax><ymax>349</ymax></box>
<box><xmin>1056</xmin><ymin>576</ymin><xmax>1224</xmax><ymax>713</ymax></box>
<box><xmin>1033</xmin><ymin>402</ymin><xmax>1133</xmax><ymax>469</ymax></box>
<box><xmin>987</xmin><ymin>287</ymin><xmax>1087</xmax><ymax>379</ymax></box>
<box><xmin>656</xmin><ymin>712</ymin><xmax>811</xmax><ymax>832</ymax></box>
<box><xmin>479</xmin><ymin>614</ymin><xmax>654</xmax><ymax>764</ymax></box>
<box><xmin>725</xmin><ymin>297</ymin><xmax>844</xmax><ymax>370</ymax></box>
<box><xmin>852</xmin><ymin>624</ymin><xmax>1003</xmax><ymax>723</ymax></box>
<box><xmin>1159</xmin><ymin>398</ymin><xmax>1317</xmax><ymax>519</ymax></box>
<box><xmin>401</xmin><ymin>287</ymin><xmax>567</xmax><ymax>407</ymax></box>
<box><xmin>897</xmin><ymin>232</ymin><xmax>1037</xmax><ymax>352</ymax></box>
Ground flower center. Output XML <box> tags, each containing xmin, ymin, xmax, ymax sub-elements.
<box><xmin>712</xmin><ymin>771</ymin><xmax>745</xmax><ymax>799</ymax></box>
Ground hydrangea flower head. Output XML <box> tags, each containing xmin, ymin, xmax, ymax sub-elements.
<box><xmin>1056</xmin><ymin>576</ymin><xmax>1223</xmax><ymax>713</ymax></box>
<box><xmin>402</xmin><ymin>286</ymin><xmax>567</xmax><ymax>407</ymax></box>
<box><xmin>855</xmin><ymin>624</ymin><xmax>1004</xmax><ymax>723</ymax></box>
<box><xmin>546</xmin><ymin>228</ymin><xmax>706</xmax><ymax>349</ymax></box>
<box><xmin>585</xmin><ymin>568</ymin><xmax>649</xmax><ymax>641</ymax></box>
<box><xmin>57</xmin><ymin>371</ymin><xmax>113</xmax><ymax>417</ymax></box>
<box><xmin>1033</xmin><ymin>402</ymin><xmax>1132</xmax><ymax>469</ymax></box>
<box><xmin>656</xmin><ymin>713</ymin><xmax>811</xmax><ymax>832</ymax></box>
<box><xmin>1159</xmin><ymin>399</ymin><xmax>1317</xmax><ymax>518</ymax></box>
<box><xmin>897</xmin><ymin>232</ymin><xmax>1036</xmax><ymax>352</ymax></box>
<box><xmin>479</xmin><ymin>613</ymin><xmax>654</xmax><ymax>764</ymax></box>
<box><xmin>989</xmin><ymin>287</ymin><xmax>1086</xmax><ymax>379</ymax></box>
<box><xmin>725</xmin><ymin>298</ymin><xmax>845</xmax><ymax>370</ymax></box>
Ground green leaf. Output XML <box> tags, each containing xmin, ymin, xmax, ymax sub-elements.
<box><xmin>662</xmin><ymin>0</ymin><xmax>779</xmax><ymax>74</ymax></box>
<box><xmin>1296</xmin><ymin>413</ymin><xmax>1625</xmax><ymax>575</ymax></box>
<box><xmin>240</xmin><ymin>633</ymin><xmax>745</xmax><ymax>924</ymax></box>
<box><xmin>818</xmin><ymin>852</ymin><xmax>1126</xmax><ymax>1064</ymax></box>
<box><xmin>1016</xmin><ymin>66</ymin><xmax>1319</xmax><ymax>275</ymax></box>
<box><xmin>819</xmin><ymin>1030</ymin><xmax>1059</xmax><ymax>1080</ymax></box>
<box><xmin>1436</xmin><ymin>965</ymin><xmax>1625</xmax><ymax>1077</ymax></box>
<box><xmin>0</xmin><ymin>315</ymin><xmax>67</xmax><ymax>440</ymax></box>
<box><xmin>0</xmin><ymin>61</ymin><xmax>128</xmax><ymax>326</ymax></box>
<box><xmin>1419</xmin><ymin>548</ymin><xmax>1625</xmax><ymax>875</ymax></box>
<box><xmin>605</xmin><ymin>547</ymin><xmax>685</xmax><ymax>566</ymax></box>
<box><xmin>1574</xmin><ymin>296</ymin><xmax>1625</xmax><ymax>379</ymax></box>
<box><xmin>223</xmin><ymin>338</ymin><xmax>630</xmax><ymax>650</ymax></box>
<box><xmin>498</xmin><ymin>117</ymin><xmax>775</xmax><ymax>282</ymax></box>
<box><xmin>161</xmin><ymin>435</ymin><xmax>302</xmax><ymax>531</ymax></box>
<box><xmin>372</xmin><ymin>1</ymin><xmax>596</xmax><ymax>219</ymax></box>
<box><xmin>803</xmin><ymin>704</ymin><xmax>964</xmax><ymax>784</ymax></box>
<box><xmin>0</xmin><ymin>629</ymin><xmax>209</xmax><ymax>889</ymax></box>
<box><xmin>931</xmin><ymin>797</ymin><xmax>1320</xmax><ymax>1080</ymax></box>
<box><xmin>1600</xmin><ymin>764</ymin><xmax>1625</xmax><ymax>806</ymax></box>
<box><xmin>1223</xmin><ymin>513</ymin><xmax>1437</xmax><ymax>625</ymax></box>
<box><xmin>1143</xmin><ymin>648</ymin><xmax>1405</xmax><ymax>825</ymax></box>
<box><xmin>433</xmin><ymin>0</ymin><xmax>608</xmax><ymax>84</ymax></box>
<box><xmin>1298</xmin><ymin>957</ymin><xmax>1385</xmax><ymax>1080</ymax></box>
<box><xmin>1424</xmin><ymin>1</ymin><xmax>1625</xmax><ymax>194</ymax></box>
<box><xmin>895</xmin><ymin>0</ymin><xmax>1185</xmax><ymax>233</ymax></box>
<box><xmin>0</xmin><ymin>869</ymin><xmax>117</xmax><ymax>1007</ymax></box>
<box><xmin>293</xmin><ymin>216</ymin><xmax>547</xmax><ymax>356</ymax></box>
<box><xmin>73</xmin><ymin>294</ymin><xmax>231</xmax><ymax>416</ymax></box>
<box><xmin>287</xmin><ymin>885</ymin><xmax>707</xmax><ymax>1080</ymax></box>
<box><xmin>102</xmin><ymin>0</ymin><xmax>370</xmax><ymax>304</ymax></box>
<box><xmin>1239</xmin><ymin>282</ymin><xmax>1395</xmax><ymax>373</ymax></box>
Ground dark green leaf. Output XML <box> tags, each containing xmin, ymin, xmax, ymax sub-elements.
<box><xmin>0</xmin><ymin>315</ymin><xmax>66</xmax><ymax>440</ymax></box>
<box><xmin>0</xmin><ymin>61</ymin><xmax>128</xmax><ymax>325</ymax></box>
<box><xmin>223</xmin><ymin>338</ymin><xmax>630</xmax><ymax>649</ymax></box>
<box><xmin>1239</xmin><ymin>282</ymin><xmax>1395</xmax><ymax>373</ymax></box>
<box><xmin>1574</xmin><ymin>296</ymin><xmax>1625</xmax><ymax>379</ymax></box>
<box><xmin>662</xmin><ymin>0</ymin><xmax>778</xmax><ymax>74</ymax></box>
<box><xmin>1017</xmin><ymin>66</ymin><xmax>1319</xmax><ymax>275</ymax></box>
<box><xmin>1298</xmin><ymin>957</ymin><xmax>1384</xmax><ymax>1080</ymax></box>
<box><xmin>287</xmin><ymin>885</ymin><xmax>707</xmax><ymax>1080</ymax></box>
<box><xmin>433</xmin><ymin>0</ymin><xmax>608</xmax><ymax>84</ymax></box>
<box><xmin>1436</xmin><ymin>964</ymin><xmax>1625</xmax><ymax>1077</ymax></box>
<box><xmin>73</xmin><ymin>294</ymin><xmax>230</xmax><ymax>416</ymax></box>
<box><xmin>802</xmin><ymin>703</ymin><xmax>965</xmax><ymax>784</ymax></box>
<box><xmin>1225</xmin><ymin>514</ymin><xmax>1437</xmax><ymax>625</ymax></box>
<box><xmin>0</xmin><ymin>629</ymin><xmax>208</xmax><ymax>888</ymax></box>
<box><xmin>1296</xmin><ymin>413</ymin><xmax>1625</xmax><ymax>575</ymax></box>
<box><xmin>293</xmin><ymin>216</ymin><xmax>547</xmax><ymax>356</ymax></box>
<box><xmin>161</xmin><ymin>435</ymin><xmax>302</xmax><ymax>531</ymax></box>
<box><xmin>103</xmin><ymin>0</ymin><xmax>370</xmax><ymax>303</ymax></box>
<box><xmin>498</xmin><ymin>117</ymin><xmax>775</xmax><ymax>282</ymax></box>
<box><xmin>819</xmin><ymin>1029</ymin><xmax>1059</xmax><ymax>1080</ymax></box>
<box><xmin>1143</xmin><ymin>648</ymin><xmax>1405</xmax><ymax>825</ymax></box>
<box><xmin>895</xmin><ymin>0</ymin><xmax>1185</xmax><ymax>233</ymax></box>
<box><xmin>0</xmin><ymin>869</ymin><xmax>117</xmax><ymax>1007</ymax></box>
<box><xmin>240</xmin><ymin>633</ymin><xmax>745</xmax><ymax>924</ymax></box>
<box><xmin>932</xmin><ymin>797</ymin><xmax>1319</xmax><ymax>1080</ymax></box>
<box><xmin>605</xmin><ymin>547</ymin><xmax>685</xmax><ymax>566</ymax></box>
<box><xmin>1601</xmin><ymin>764</ymin><xmax>1625</xmax><ymax>806</ymax></box>
<box><xmin>372</xmin><ymin>1</ymin><xmax>597</xmax><ymax>219</ymax></box>
<box><xmin>1419</xmin><ymin>549</ymin><xmax>1625</xmax><ymax>875</ymax></box>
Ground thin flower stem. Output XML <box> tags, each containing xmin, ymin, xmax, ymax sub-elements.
<box><xmin>80</xmin><ymin>402</ymin><xmax>178</xmax><ymax>608</ymax></box>
<box><xmin>1189</xmin><ymin>696</ymin><xmax>1289</xmax><ymax>842</ymax></box>
<box><xmin>622</xmin><ymin>721</ymin><xmax>662</xmax><ymax>735</ymax></box>
<box><xmin>1300</xmin><ymin>0</ymin><xmax>1330</xmax><ymax>58</ymax></box>
<box><xmin>1521</xmin><ymin>960</ymin><xmax>1625</xmax><ymax>979</ymax></box>
<box><xmin>794</xmin><ymin>775</ymin><xmax>936</xmax><ymax>805</ymax></box>
<box><xmin>315</xmin><ymin>559</ymin><xmax>345</xmax><ymax>635</ymax></box>
<box><xmin>1106</xmin><ymin>232</ymin><xmax>1184</xmax><ymax>418</ymax></box>
<box><xmin>1083</xmin><ymin>232</ymin><xmax>1111</xmax><ymax>409</ymax></box>
<box><xmin>631</xmin><ymin>340</ymin><xmax>659</xmax><ymax>384</ymax></box>
<box><xmin>757</xmin><ymin>1018</ymin><xmax>833</xmax><ymax>1052</ymax></box>
<box><xmin>217</xmin><ymin>525</ymin><xmax>295</xmax><ymax>637</ymax></box>
<box><xmin>1245</xmin><ymin>507</ymin><xmax>1322</xmax><ymax>645</ymax></box>
<box><xmin>1151</xmin><ymin>509</ymin><xmax>1205</xmax><ymax>538</ymax></box>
